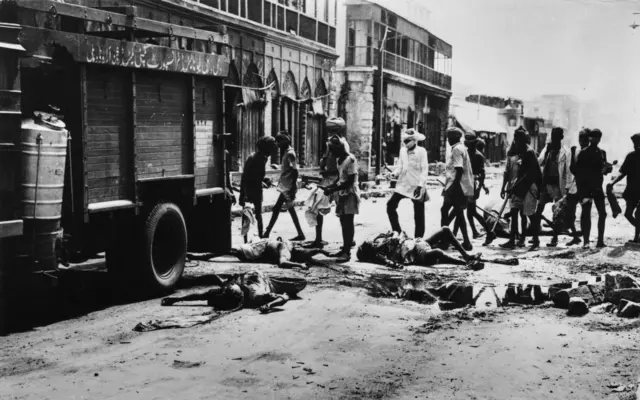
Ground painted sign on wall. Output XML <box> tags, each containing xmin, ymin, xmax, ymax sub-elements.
<box><xmin>79</xmin><ymin>38</ymin><xmax>230</xmax><ymax>77</ymax></box>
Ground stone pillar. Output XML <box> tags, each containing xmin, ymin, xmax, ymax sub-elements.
<box><xmin>341</xmin><ymin>69</ymin><xmax>376</xmax><ymax>180</ymax></box>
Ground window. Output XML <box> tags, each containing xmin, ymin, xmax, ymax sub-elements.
<box><xmin>229</xmin><ymin>0</ymin><xmax>239</xmax><ymax>15</ymax></box>
<box><xmin>263</xmin><ymin>1</ymin><xmax>272</xmax><ymax>26</ymax></box>
<box><xmin>241</xmin><ymin>0</ymin><xmax>247</xmax><ymax>18</ymax></box>
<box><xmin>400</xmin><ymin>37</ymin><xmax>409</xmax><ymax>58</ymax></box>
<box><xmin>277</xmin><ymin>5</ymin><xmax>285</xmax><ymax>30</ymax></box>
<box><xmin>348</xmin><ymin>24</ymin><xmax>355</xmax><ymax>46</ymax></box>
<box><xmin>286</xmin><ymin>9</ymin><xmax>298</xmax><ymax>33</ymax></box>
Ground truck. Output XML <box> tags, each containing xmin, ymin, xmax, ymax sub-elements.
<box><xmin>0</xmin><ymin>0</ymin><xmax>234</xmax><ymax>295</ymax></box>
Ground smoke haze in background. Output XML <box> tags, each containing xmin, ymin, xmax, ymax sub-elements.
<box><xmin>379</xmin><ymin>0</ymin><xmax>640</xmax><ymax>161</ymax></box>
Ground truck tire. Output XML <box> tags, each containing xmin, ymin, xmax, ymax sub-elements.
<box><xmin>139</xmin><ymin>202</ymin><xmax>187</xmax><ymax>292</ymax></box>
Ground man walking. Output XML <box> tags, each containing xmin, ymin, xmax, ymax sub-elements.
<box><xmin>530</xmin><ymin>127</ymin><xmax>573</xmax><ymax>249</ymax></box>
<box><xmin>573</xmin><ymin>128</ymin><xmax>609</xmax><ymax>248</ymax></box>
<box><xmin>239</xmin><ymin>136</ymin><xmax>277</xmax><ymax>241</ymax></box>
<box><xmin>499</xmin><ymin>127</ymin><xmax>542</xmax><ymax>249</ymax></box>
<box><xmin>263</xmin><ymin>132</ymin><xmax>306</xmax><ymax>241</ymax></box>
<box><xmin>441</xmin><ymin>127</ymin><xmax>475</xmax><ymax>251</ymax></box>
<box><xmin>387</xmin><ymin>129</ymin><xmax>429</xmax><ymax>238</ymax></box>
<box><xmin>461</xmin><ymin>132</ymin><xmax>490</xmax><ymax>239</ymax></box>
<box><xmin>608</xmin><ymin>133</ymin><xmax>640</xmax><ymax>244</ymax></box>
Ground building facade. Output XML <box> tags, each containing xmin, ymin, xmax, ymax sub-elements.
<box><xmin>151</xmin><ymin>0</ymin><xmax>340</xmax><ymax>173</ymax></box>
<box><xmin>335</xmin><ymin>0</ymin><xmax>452</xmax><ymax>179</ymax></box>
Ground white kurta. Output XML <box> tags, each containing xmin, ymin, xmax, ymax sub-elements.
<box><xmin>393</xmin><ymin>146</ymin><xmax>429</xmax><ymax>199</ymax></box>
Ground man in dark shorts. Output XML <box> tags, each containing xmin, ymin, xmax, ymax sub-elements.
<box><xmin>608</xmin><ymin>133</ymin><xmax>640</xmax><ymax>244</ymax></box>
<box><xmin>357</xmin><ymin>227</ymin><xmax>484</xmax><ymax>270</ymax></box>
<box><xmin>239</xmin><ymin>136</ymin><xmax>277</xmax><ymax>241</ymax></box>
<box><xmin>499</xmin><ymin>127</ymin><xmax>542</xmax><ymax>249</ymax></box>
<box><xmin>264</xmin><ymin>132</ymin><xmax>306</xmax><ymax>241</ymax></box>
<box><xmin>573</xmin><ymin>128</ymin><xmax>609</xmax><ymax>248</ymax></box>
<box><xmin>441</xmin><ymin>127</ymin><xmax>475</xmax><ymax>250</ymax></box>
<box><xmin>530</xmin><ymin>127</ymin><xmax>574</xmax><ymax>249</ymax></box>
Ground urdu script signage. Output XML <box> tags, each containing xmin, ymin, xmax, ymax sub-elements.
<box><xmin>79</xmin><ymin>37</ymin><xmax>230</xmax><ymax>77</ymax></box>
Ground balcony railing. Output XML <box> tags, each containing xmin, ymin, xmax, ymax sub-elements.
<box><xmin>345</xmin><ymin>46</ymin><xmax>452</xmax><ymax>91</ymax></box>
<box><xmin>180</xmin><ymin>0</ymin><xmax>337</xmax><ymax>48</ymax></box>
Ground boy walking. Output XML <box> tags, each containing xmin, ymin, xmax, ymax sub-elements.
<box><xmin>263</xmin><ymin>132</ymin><xmax>306</xmax><ymax>241</ymax></box>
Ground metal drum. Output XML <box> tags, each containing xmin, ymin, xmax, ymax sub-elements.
<box><xmin>19</xmin><ymin>113</ymin><xmax>68</xmax><ymax>270</ymax></box>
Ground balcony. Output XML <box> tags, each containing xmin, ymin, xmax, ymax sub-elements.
<box><xmin>345</xmin><ymin>46</ymin><xmax>452</xmax><ymax>91</ymax></box>
<box><xmin>180</xmin><ymin>0</ymin><xmax>337</xmax><ymax>48</ymax></box>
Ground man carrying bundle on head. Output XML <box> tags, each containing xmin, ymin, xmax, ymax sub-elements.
<box><xmin>304</xmin><ymin>117</ymin><xmax>351</xmax><ymax>248</ymax></box>
<box><xmin>263</xmin><ymin>132</ymin><xmax>306</xmax><ymax>241</ymax></box>
<box><xmin>386</xmin><ymin>129</ymin><xmax>430</xmax><ymax>239</ymax></box>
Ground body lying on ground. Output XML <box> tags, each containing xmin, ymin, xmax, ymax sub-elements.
<box><xmin>228</xmin><ymin>237</ymin><xmax>330</xmax><ymax>269</ymax></box>
<box><xmin>357</xmin><ymin>227</ymin><xmax>490</xmax><ymax>270</ymax></box>
<box><xmin>161</xmin><ymin>270</ymin><xmax>307</xmax><ymax>314</ymax></box>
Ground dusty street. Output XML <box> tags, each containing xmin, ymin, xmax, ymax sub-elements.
<box><xmin>2</xmin><ymin>177</ymin><xmax>640</xmax><ymax>400</ymax></box>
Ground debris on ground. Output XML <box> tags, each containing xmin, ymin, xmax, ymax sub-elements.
<box><xmin>172</xmin><ymin>360</ymin><xmax>205</xmax><ymax>369</ymax></box>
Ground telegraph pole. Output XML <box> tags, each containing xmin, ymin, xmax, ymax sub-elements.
<box><xmin>375</xmin><ymin>26</ymin><xmax>388</xmax><ymax>176</ymax></box>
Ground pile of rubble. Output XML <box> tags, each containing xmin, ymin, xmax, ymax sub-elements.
<box><xmin>549</xmin><ymin>272</ymin><xmax>640</xmax><ymax>318</ymax></box>
<box><xmin>367</xmin><ymin>271</ymin><xmax>640</xmax><ymax>318</ymax></box>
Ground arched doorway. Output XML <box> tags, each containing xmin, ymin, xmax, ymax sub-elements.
<box><xmin>306</xmin><ymin>78</ymin><xmax>328</xmax><ymax>167</ymax></box>
<box><xmin>280</xmin><ymin>71</ymin><xmax>298</xmax><ymax>162</ymax></box>
<box><xmin>426</xmin><ymin>114</ymin><xmax>442</xmax><ymax>162</ymax></box>
<box><xmin>224</xmin><ymin>62</ymin><xmax>241</xmax><ymax>170</ymax></box>
<box><xmin>266</xmin><ymin>69</ymin><xmax>280</xmax><ymax>137</ymax></box>
<box><xmin>236</xmin><ymin>63</ymin><xmax>264</xmax><ymax>168</ymax></box>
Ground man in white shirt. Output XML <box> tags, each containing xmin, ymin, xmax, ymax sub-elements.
<box><xmin>387</xmin><ymin>129</ymin><xmax>430</xmax><ymax>238</ymax></box>
<box><xmin>440</xmin><ymin>127</ymin><xmax>475</xmax><ymax>251</ymax></box>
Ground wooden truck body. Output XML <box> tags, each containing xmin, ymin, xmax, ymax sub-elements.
<box><xmin>0</xmin><ymin>0</ymin><xmax>234</xmax><ymax>291</ymax></box>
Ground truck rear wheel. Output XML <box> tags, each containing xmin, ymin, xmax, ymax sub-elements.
<box><xmin>139</xmin><ymin>202</ymin><xmax>187</xmax><ymax>292</ymax></box>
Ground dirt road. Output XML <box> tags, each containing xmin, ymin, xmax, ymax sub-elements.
<box><xmin>2</xmin><ymin>184</ymin><xmax>640</xmax><ymax>400</ymax></box>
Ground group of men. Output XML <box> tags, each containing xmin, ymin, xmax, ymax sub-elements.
<box><xmin>439</xmin><ymin>125</ymin><xmax>640</xmax><ymax>250</ymax></box>
<box><xmin>227</xmin><ymin>119</ymin><xmax>489</xmax><ymax>271</ymax></box>
<box><xmin>235</xmin><ymin>117</ymin><xmax>359</xmax><ymax>263</ymax></box>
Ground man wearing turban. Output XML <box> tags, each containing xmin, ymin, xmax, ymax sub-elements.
<box><xmin>387</xmin><ymin>129</ymin><xmax>430</xmax><ymax>238</ymax></box>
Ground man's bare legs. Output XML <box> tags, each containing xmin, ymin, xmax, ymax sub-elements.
<box><xmin>425</xmin><ymin>226</ymin><xmax>473</xmax><ymax>261</ymax></box>
<box><xmin>312</xmin><ymin>214</ymin><xmax>326</xmax><ymax>248</ymax></box>
<box><xmin>161</xmin><ymin>275</ymin><xmax>226</xmax><ymax>306</ymax></box>
<box><xmin>264</xmin><ymin>194</ymin><xmax>306</xmax><ymax>241</ymax></box>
